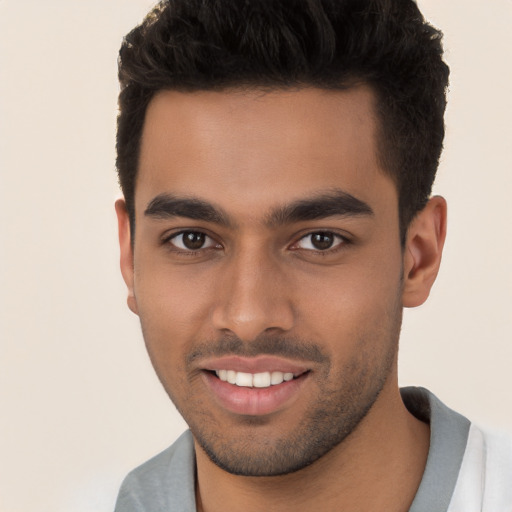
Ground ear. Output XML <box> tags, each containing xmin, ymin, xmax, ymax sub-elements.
<box><xmin>402</xmin><ymin>196</ymin><xmax>447</xmax><ymax>308</ymax></box>
<box><xmin>115</xmin><ymin>198</ymin><xmax>139</xmax><ymax>315</ymax></box>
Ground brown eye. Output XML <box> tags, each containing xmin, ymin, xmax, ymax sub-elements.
<box><xmin>310</xmin><ymin>233</ymin><xmax>335</xmax><ymax>250</ymax></box>
<box><xmin>295</xmin><ymin>231</ymin><xmax>344</xmax><ymax>251</ymax></box>
<box><xmin>169</xmin><ymin>231</ymin><xmax>217</xmax><ymax>251</ymax></box>
<box><xmin>182</xmin><ymin>231</ymin><xmax>206</xmax><ymax>250</ymax></box>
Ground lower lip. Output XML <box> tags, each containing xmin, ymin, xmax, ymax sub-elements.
<box><xmin>202</xmin><ymin>371</ymin><xmax>308</xmax><ymax>416</ymax></box>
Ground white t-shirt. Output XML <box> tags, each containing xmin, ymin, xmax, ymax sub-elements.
<box><xmin>448</xmin><ymin>424</ymin><xmax>512</xmax><ymax>511</ymax></box>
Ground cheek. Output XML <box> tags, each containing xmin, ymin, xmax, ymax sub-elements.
<box><xmin>132</xmin><ymin>260</ymin><xmax>219</xmax><ymax>371</ymax></box>
<box><xmin>294</xmin><ymin>255</ymin><xmax>403</xmax><ymax>352</ymax></box>
<box><xmin>134</xmin><ymin>251</ymin><xmax>217</xmax><ymax>322</ymax></box>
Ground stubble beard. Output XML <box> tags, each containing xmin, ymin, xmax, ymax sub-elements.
<box><xmin>190</xmin><ymin>339</ymin><xmax>397</xmax><ymax>477</ymax></box>
<box><xmin>146</xmin><ymin>313</ymin><xmax>400</xmax><ymax>477</ymax></box>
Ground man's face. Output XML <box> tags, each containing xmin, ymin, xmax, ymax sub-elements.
<box><xmin>122</xmin><ymin>87</ymin><xmax>406</xmax><ymax>476</ymax></box>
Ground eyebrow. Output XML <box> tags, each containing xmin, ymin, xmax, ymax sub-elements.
<box><xmin>144</xmin><ymin>189</ymin><xmax>373</xmax><ymax>227</ymax></box>
<box><xmin>266</xmin><ymin>190</ymin><xmax>374</xmax><ymax>226</ymax></box>
<box><xmin>144</xmin><ymin>194</ymin><xmax>232</xmax><ymax>226</ymax></box>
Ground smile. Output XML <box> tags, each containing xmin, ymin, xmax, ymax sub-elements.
<box><xmin>214</xmin><ymin>370</ymin><xmax>298</xmax><ymax>388</ymax></box>
<box><xmin>200</xmin><ymin>357</ymin><xmax>311</xmax><ymax>416</ymax></box>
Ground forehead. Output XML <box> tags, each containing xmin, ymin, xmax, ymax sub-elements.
<box><xmin>137</xmin><ymin>86</ymin><xmax>396</xmax><ymax>219</ymax></box>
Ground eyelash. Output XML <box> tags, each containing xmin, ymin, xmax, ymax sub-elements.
<box><xmin>161</xmin><ymin>230</ymin><xmax>351</xmax><ymax>256</ymax></box>
<box><xmin>290</xmin><ymin>231</ymin><xmax>349</xmax><ymax>255</ymax></box>
<box><xmin>162</xmin><ymin>230</ymin><xmax>221</xmax><ymax>255</ymax></box>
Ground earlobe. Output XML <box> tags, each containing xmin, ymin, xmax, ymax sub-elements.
<box><xmin>115</xmin><ymin>198</ymin><xmax>139</xmax><ymax>315</ymax></box>
<box><xmin>402</xmin><ymin>196</ymin><xmax>447</xmax><ymax>308</ymax></box>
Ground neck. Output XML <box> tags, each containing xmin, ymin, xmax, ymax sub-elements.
<box><xmin>195</xmin><ymin>381</ymin><xmax>430</xmax><ymax>512</ymax></box>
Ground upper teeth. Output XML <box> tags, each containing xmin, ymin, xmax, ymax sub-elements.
<box><xmin>215</xmin><ymin>370</ymin><xmax>295</xmax><ymax>388</ymax></box>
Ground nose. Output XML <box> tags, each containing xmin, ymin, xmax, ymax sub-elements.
<box><xmin>211</xmin><ymin>245</ymin><xmax>295</xmax><ymax>341</ymax></box>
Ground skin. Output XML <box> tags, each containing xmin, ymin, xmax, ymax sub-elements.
<box><xmin>116</xmin><ymin>86</ymin><xmax>447</xmax><ymax>511</ymax></box>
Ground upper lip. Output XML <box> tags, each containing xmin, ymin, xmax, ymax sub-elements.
<box><xmin>200</xmin><ymin>355</ymin><xmax>311</xmax><ymax>374</ymax></box>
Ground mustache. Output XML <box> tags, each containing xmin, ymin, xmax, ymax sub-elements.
<box><xmin>186</xmin><ymin>334</ymin><xmax>329</xmax><ymax>365</ymax></box>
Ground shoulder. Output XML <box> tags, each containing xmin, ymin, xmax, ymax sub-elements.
<box><xmin>402</xmin><ymin>387</ymin><xmax>512</xmax><ymax>511</ymax></box>
<box><xmin>448</xmin><ymin>424</ymin><xmax>512</xmax><ymax>511</ymax></box>
<box><xmin>114</xmin><ymin>430</ymin><xmax>196</xmax><ymax>512</ymax></box>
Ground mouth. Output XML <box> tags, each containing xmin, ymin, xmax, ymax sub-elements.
<box><xmin>212</xmin><ymin>369</ymin><xmax>304</xmax><ymax>388</ymax></box>
<box><xmin>200</xmin><ymin>356</ymin><xmax>311</xmax><ymax>416</ymax></box>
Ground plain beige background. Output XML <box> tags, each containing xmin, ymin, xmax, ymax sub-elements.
<box><xmin>1</xmin><ymin>1</ymin><xmax>511</xmax><ymax>511</ymax></box>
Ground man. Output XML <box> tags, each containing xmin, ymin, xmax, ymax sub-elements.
<box><xmin>113</xmin><ymin>0</ymin><xmax>512</xmax><ymax>510</ymax></box>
